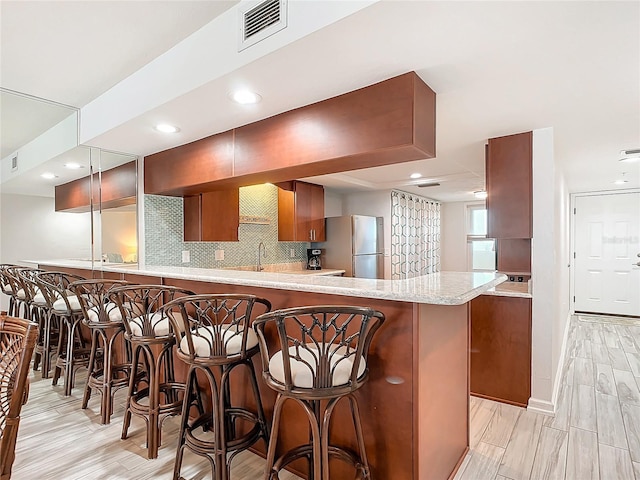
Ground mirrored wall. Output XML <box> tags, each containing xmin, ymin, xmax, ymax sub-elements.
<box><xmin>0</xmin><ymin>88</ymin><xmax>138</xmax><ymax>271</ymax></box>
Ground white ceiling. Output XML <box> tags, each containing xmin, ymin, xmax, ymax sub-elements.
<box><xmin>1</xmin><ymin>0</ymin><xmax>638</xmax><ymax>202</ymax></box>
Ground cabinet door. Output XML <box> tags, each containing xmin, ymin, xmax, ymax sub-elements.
<box><xmin>486</xmin><ymin>132</ymin><xmax>532</xmax><ymax>239</ymax></box>
<box><xmin>183</xmin><ymin>190</ymin><xmax>239</xmax><ymax>242</ymax></box>
<box><xmin>470</xmin><ymin>295</ymin><xmax>532</xmax><ymax>406</ymax></box>
<box><xmin>277</xmin><ymin>181</ymin><xmax>325</xmax><ymax>241</ymax></box>
<box><xmin>310</xmin><ymin>182</ymin><xmax>325</xmax><ymax>241</ymax></box>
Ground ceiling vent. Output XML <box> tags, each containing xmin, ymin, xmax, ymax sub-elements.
<box><xmin>10</xmin><ymin>154</ymin><xmax>18</xmax><ymax>172</ymax></box>
<box><xmin>417</xmin><ymin>182</ymin><xmax>441</xmax><ymax>188</ymax></box>
<box><xmin>239</xmin><ymin>0</ymin><xmax>287</xmax><ymax>51</ymax></box>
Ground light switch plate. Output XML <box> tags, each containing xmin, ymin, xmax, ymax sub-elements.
<box><xmin>181</xmin><ymin>250</ymin><xmax>190</xmax><ymax>263</ymax></box>
<box><xmin>215</xmin><ymin>249</ymin><xmax>224</xmax><ymax>261</ymax></box>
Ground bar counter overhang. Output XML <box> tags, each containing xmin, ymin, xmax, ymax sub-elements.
<box><xmin>31</xmin><ymin>260</ymin><xmax>506</xmax><ymax>480</ymax></box>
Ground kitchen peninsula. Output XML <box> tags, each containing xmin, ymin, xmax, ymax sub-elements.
<box><xmin>33</xmin><ymin>259</ymin><xmax>505</xmax><ymax>479</ymax></box>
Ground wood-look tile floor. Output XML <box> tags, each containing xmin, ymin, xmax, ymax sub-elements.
<box><xmin>455</xmin><ymin>313</ymin><xmax>640</xmax><ymax>480</ymax></box>
<box><xmin>10</xmin><ymin>313</ymin><xmax>640</xmax><ymax>479</ymax></box>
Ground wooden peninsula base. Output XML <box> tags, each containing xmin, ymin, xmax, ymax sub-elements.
<box><xmin>35</xmin><ymin>261</ymin><xmax>505</xmax><ymax>479</ymax></box>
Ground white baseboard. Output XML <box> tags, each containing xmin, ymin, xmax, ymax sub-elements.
<box><xmin>527</xmin><ymin>397</ymin><xmax>555</xmax><ymax>416</ymax></box>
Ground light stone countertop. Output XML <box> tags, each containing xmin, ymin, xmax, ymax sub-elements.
<box><xmin>483</xmin><ymin>281</ymin><xmax>532</xmax><ymax>298</ymax></box>
<box><xmin>30</xmin><ymin>259</ymin><xmax>507</xmax><ymax>306</ymax></box>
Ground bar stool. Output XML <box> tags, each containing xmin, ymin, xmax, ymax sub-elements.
<box><xmin>69</xmin><ymin>279</ymin><xmax>135</xmax><ymax>424</ymax></box>
<box><xmin>14</xmin><ymin>268</ymin><xmax>51</xmax><ymax>375</ymax></box>
<box><xmin>0</xmin><ymin>265</ymin><xmax>17</xmax><ymax>317</ymax></box>
<box><xmin>253</xmin><ymin>305</ymin><xmax>385</xmax><ymax>480</ymax></box>
<box><xmin>34</xmin><ymin>271</ymin><xmax>89</xmax><ymax>395</ymax></box>
<box><xmin>161</xmin><ymin>294</ymin><xmax>272</xmax><ymax>480</ymax></box>
<box><xmin>109</xmin><ymin>284</ymin><xmax>203</xmax><ymax>459</ymax></box>
<box><xmin>0</xmin><ymin>266</ymin><xmax>27</xmax><ymax>318</ymax></box>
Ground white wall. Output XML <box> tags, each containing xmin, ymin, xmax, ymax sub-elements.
<box><xmin>529</xmin><ymin>127</ymin><xmax>571</xmax><ymax>414</ymax></box>
<box><xmin>101</xmin><ymin>209</ymin><xmax>137</xmax><ymax>262</ymax></box>
<box><xmin>0</xmin><ymin>193</ymin><xmax>92</xmax><ymax>311</ymax></box>
<box><xmin>323</xmin><ymin>189</ymin><xmax>344</xmax><ymax>217</ymax></box>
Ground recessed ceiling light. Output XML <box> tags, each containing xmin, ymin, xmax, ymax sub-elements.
<box><xmin>619</xmin><ymin>148</ymin><xmax>640</xmax><ymax>162</ymax></box>
<box><xmin>230</xmin><ymin>90</ymin><xmax>262</xmax><ymax>105</ymax></box>
<box><xmin>41</xmin><ymin>172</ymin><xmax>57</xmax><ymax>179</ymax></box>
<box><xmin>410</xmin><ymin>173</ymin><xmax>422</xmax><ymax>179</ymax></box>
<box><xmin>154</xmin><ymin>124</ymin><xmax>180</xmax><ymax>133</ymax></box>
<box><xmin>64</xmin><ymin>162</ymin><xmax>82</xmax><ymax>169</ymax></box>
<box><xmin>613</xmin><ymin>179</ymin><xmax>629</xmax><ymax>185</ymax></box>
<box><xmin>474</xmin><ymin>190</ymin><xmax>488</xmax><ymax>199</ymax></box>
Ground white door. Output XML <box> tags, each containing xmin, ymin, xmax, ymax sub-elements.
<box><xmin>574</xmin><ymin>192</ymin><xmax>640</xmax><ymax>316</ymax></box>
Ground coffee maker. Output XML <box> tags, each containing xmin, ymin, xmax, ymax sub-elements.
<box><xmin>306</xmin><ymin>249</ymin><xmax>322</xmax><ymax>270</ymax></box>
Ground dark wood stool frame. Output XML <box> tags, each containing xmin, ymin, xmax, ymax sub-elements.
<box><xmin>69</xmin><ymin>279</ymin><xmax>135</xmax><ymax>425</ymax></box>
<box><xmin>34</xmin><ymin>271</ymin><xmax>89</xmax><ymax>396</ymax></box>
<box><xmin>162</xmin><ymin>294</ymin><xmax>272</xmax><ymax>480</ymax></box>
<box><xmin>253</xmin><ymin>305</ymin><xmax>385</xmax><ymax>480</ymax></box>
<box><xmin>0</xmin><ymin>314</ymin><xmax>39</xmax><ymax>480</ymax></box>
<box><xmin>109</xmin><ymin>285</ymin><xmax>204</xmax><ymax>459</ymax></box>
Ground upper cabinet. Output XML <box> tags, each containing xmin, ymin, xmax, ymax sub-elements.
<box><xmin>143</xmin><ymin>71</ymin><xmax>436</xmax><ymax>197</ymax></box>
<box><xmin>144</xmin><ymin>131</ymin><xmax>234</xmax><ymax>196</ymax></box>
<box><xmin>184</xmin><ymin>189</ymin><xmax>239</xmax><ymax>242</ymax></box>
<box><xmin>277</xmin><ymin>181</ymin><xmax>325</xmax><ymax>242</ymax></box>
<box><xmin>55</xmin><ymin>161</ymin><xmax>137</xmax><ymax>212</ymax></box>
<box><xmin>486</xmin><ymin>131</ymin><xmax>532</xmax><ymax>239</ymax></box>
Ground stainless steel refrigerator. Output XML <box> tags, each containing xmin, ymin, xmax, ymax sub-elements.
<box><xmin>317</xmin><ymin>215</ymin><xmax>384</xmax><ymax>279</ymax></box>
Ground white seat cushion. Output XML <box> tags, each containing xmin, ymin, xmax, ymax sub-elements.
<box><xmin>52</xmin><ymin>295</ymin><xmax>82</xmax><ymax>313</ymax></box>
<box><xmin>127</xmin><ymin>311</ymin><xmax>184</xmax><ymax>337</ymax></box>
<box><xmin>33</xmin><ymin>290</ymin><xmax>47</xmax><ymax>306</ymax></box>
<box><xmin>87</xmin><ymin>302</ymin><xmax>122</xmax><ymax>323</ymax></box>
<box><xmin>1</xmin><ymin>283</ymin><xmax>10</xmax><ymax>294</ymax></box>
<box><xmin>16</xmin><ymin>288</ymin><xmax>26</xmax><ymax>300</ymax></box>
<box><xmin>179</xmin><ymin>325</ymin><xmax>258</xmax><ymax>357</ymax></box>
<box><xmin>268</xmin><ymin>344</ymin><xmax>366</xmax><ymax>388</ymax></box>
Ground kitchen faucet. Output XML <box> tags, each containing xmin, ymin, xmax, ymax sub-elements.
<box><xmin>257</xmin><ymin>241</ymin><xmax>267</xmax><ymax>271</ymax></box>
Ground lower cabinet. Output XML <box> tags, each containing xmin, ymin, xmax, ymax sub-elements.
<box><xmin>470</xmin><ymin>295</ymin><xmax>532</xmax><ymax>407</ymax></box>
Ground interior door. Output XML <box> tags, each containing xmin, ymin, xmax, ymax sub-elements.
<box><xmin>574</xmin><ymin>192</ymin><xmax>640</xmax><ymax>316</ymax></box>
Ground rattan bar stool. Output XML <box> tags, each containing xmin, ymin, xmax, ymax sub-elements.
<box><xmin>0</xmin><ymin>314</ymin><xmax>38</xmax><ymax>480</ymax></box>
<box><xmin>69</xmin><ymin>279</ymin><xmax>136</xmax><ymax>424</ymax></box>
<box><xmin>253</xmin><ymin>305</ymin><xmax>385</xmax><ymax>480</ymax></box>
<box><xmin>0</xmin><ymin>267</ymin><xmax>27</xmax><ymax>319</ymax></box>
<box><xmin>34</xmin><ymin>271</ymin><xmax>89</xmax><ymax>395</ymax></box>
<box><xmin>162</xmin><ymin>294</ymin><xmax>272</xmax><ymax>480</ymax></box>
<box><xmin>109</xmin><ymin>285</ymin><xmax>203</xmax><ymax>459</ymax></box>
<box><xmin>0</xmin><ymin>265</ymin><xmax>18</xmax><ymax>318</ymax></box>
<box><xmin>14</xmin><ymin>268</ymin><xmax>51</xmax><ymax>376</ymax></box>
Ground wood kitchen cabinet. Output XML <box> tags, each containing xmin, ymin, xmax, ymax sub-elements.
<box><xmin>277</xmin><ymin>181</ymin><xmax>325</xmax><ymax>242</ymax></box>
<box><xmin>55</xmin><ymin>161</ymin><xmax>137</xmax><ymax>212</ymax></box>
<box><xmin>183</xmin><ymin>189</ymin><xmax>239</xmax><ymax>242</ymax></box>
<box><xmin>470</xmin><ymin>295</ymin><xmax>532</xmax><ymax>407</ymax></box>
<box><xmin>486</xmin><ymin>131</ymin><xmax>532</xmax><ymax>239</ymax></box>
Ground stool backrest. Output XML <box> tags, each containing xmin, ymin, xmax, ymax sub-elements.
<box><xmin>0</xmin><ymin>314</ymin><xmax>38</xmax><ymax>479</ymax></box>
<box><xmin>68</xmin><ymin>279</ymin><xmax>133</xmax><ymax>327</ymax></box>
<box><xmin>0</xmin><ymin>267</ymin><xmax>21</xmax><ymax>298</ymax></box>
<box><xmin>33</xmin><ymin>271</ymin><xmax>86</xmax><ymax>313</ymax></box>
<box><xmin>162</xmin><ymin>294</ymin><xmax>271</xmax><ymax>364</ymax></box>
<box><xmin>15</xmin><ymin>268</ymin><xmax>45</xmax><ymax>303</ymax></box>
<box><xmin>253</xmin><ymin>305</ymin><xmax>385</xmax><ymax>394</ymax></box>
<box><xmin>108</xmin><ymin>285</ymin><xmax>195</xmax><ymax>340</ymax></box>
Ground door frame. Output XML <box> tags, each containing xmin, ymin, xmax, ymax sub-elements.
<box><xmin>570</xmin><ymin>188</ymin><xmax>640</xmax><ymax>315</ymax></box>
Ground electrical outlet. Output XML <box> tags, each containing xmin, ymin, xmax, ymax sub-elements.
<box><xmin>290</xmin><ymin>248</ymin><xmax>296</xmax><ymax>258</ymax></box>
<box><xmin>181</xmin><ymin>250</ymin><xmax>190</xmax><ymax>263</ymax></box>
<box><xmin>215</xmin><ymin>249</ymin><xmax>224</xmax><ymax>261</ymax></box>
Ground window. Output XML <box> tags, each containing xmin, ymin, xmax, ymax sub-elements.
<box><xmin>467</xmin><ymin>205</ymin><xmax>496</xmax><ymax>272</ymax></box>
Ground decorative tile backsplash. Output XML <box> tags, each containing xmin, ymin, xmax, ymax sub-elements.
<box><xmin>144</xmin><ymin>184</ymin><xmax>309</xmax><ymax>268</ymax></box>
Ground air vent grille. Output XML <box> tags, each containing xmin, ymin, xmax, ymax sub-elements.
<box><xmin>239</xmin><ymin>0</ymin><xmax>287</xmax><ymax>51</ymax></box>
<box><xmin>244</xmin><ymin>0</ymin><xmax>280</xmax><ymax>40</ymax></box>
<box><xmin>11</xmin><ymin>155</ymin><xmax>18</xmax><ymax>172</ymax></box>
<box><xmin>417</xmin><ymin>182</ymin><xmax>441</xmax><ymax>188</ymax></box>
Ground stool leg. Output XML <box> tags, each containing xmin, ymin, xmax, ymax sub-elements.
<box><xmin>348</xmin><ymin>394</ymin><xmax>371</xmax><ymax>480</ymax></box>
<box><xmin>102</xmin><ymin>328</ymin><xmax>120</xmax><ymax>424</ymax></box>
<box><xmin>147</xmin><ymin>346</ymin><xmax>160</xmax><ymax>459</ymax></box>
<box><xmin>83</xmin><ymin>329</ymin><xmax>100</xmax><ymax>409</ymax></box>
<box><xmin>121</xmin><ymin>344</ymin><xmax>141</xmax><ymax>441</ymax></box>
<box><xmin>173</xmin><ymin>367</ymin><xmax>195</xmax><ymax>480</ymax></box>
<box><xmin>52</xmin><ymin>316</ymin><xmax>65</xmax><ymax>386</ymax></box>
<box><xmin>264</xmin><ymin>394</ymin><xmax>285</xmax><ymax>480</ymax></box>
<box><xmin>63</xmin><ymin>317</ymin><xmax>82</xmax><ymax>396</ymax></box>
<box><xmin>245</xmin><ymin>359</ymin><xmax>270</xmax><ymax>444</ymax></box>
